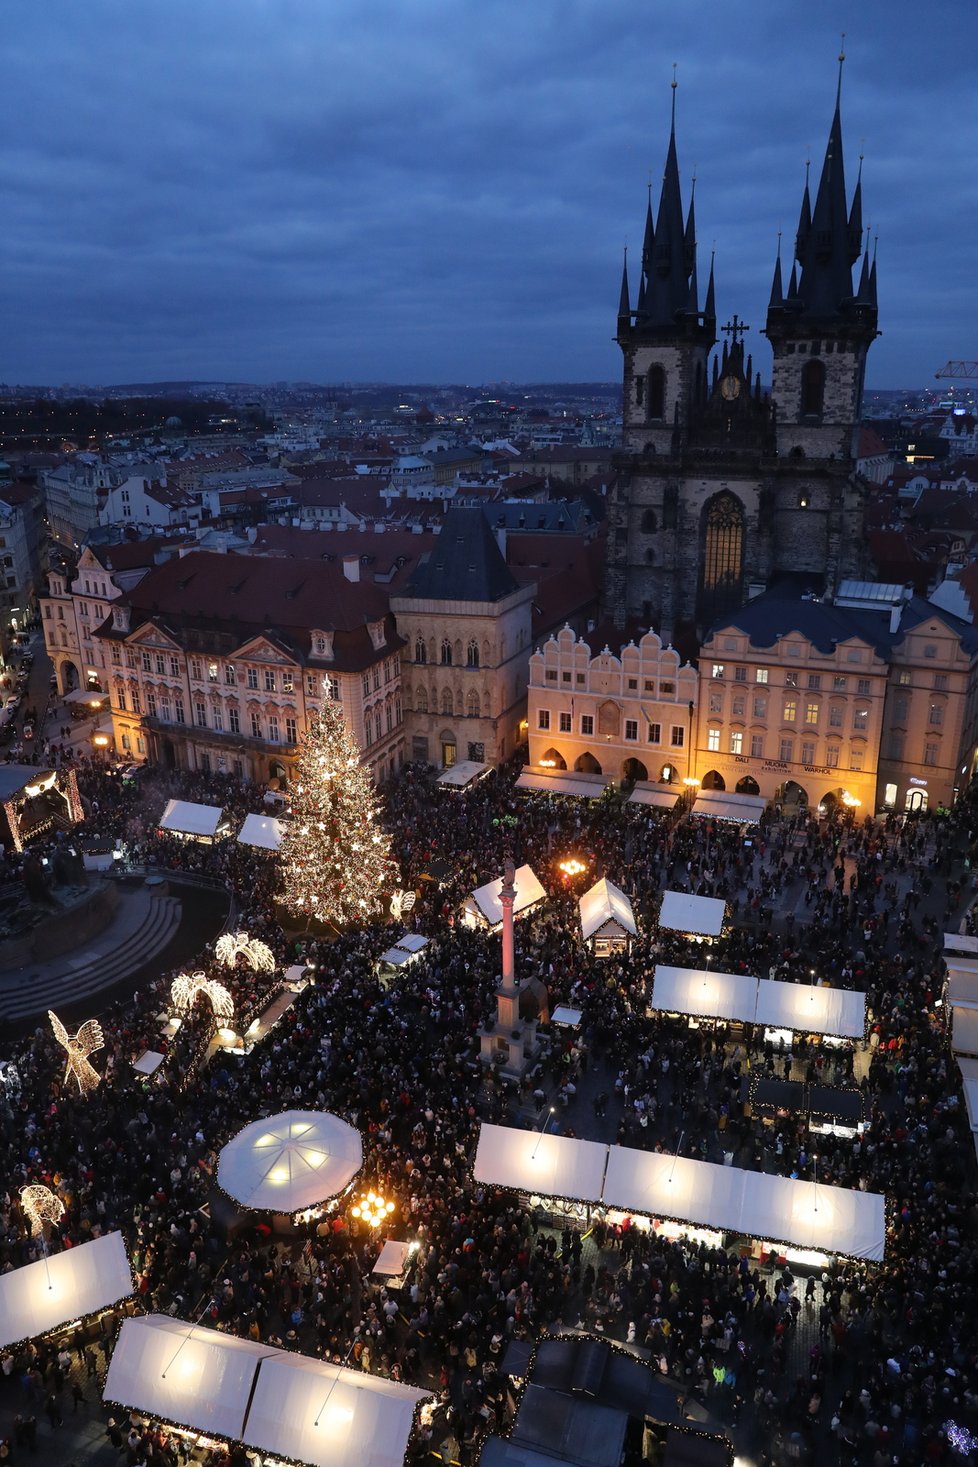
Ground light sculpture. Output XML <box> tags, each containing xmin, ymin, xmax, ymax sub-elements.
<box><xmin>389</xmin><ymin>889</ymin><xmax>417</xmax><ymax>920</ymax></box>
<box><xmin>48</xmin><ymin>1010</ymin><xmax>104</xmax><ymax>1095</ymax></box>
<box><xmin>214</xmin><ymin>931</ymin><xmax>276</xmax><ymax>973</ymax></box>
<box><xmin>20</xmin><ymin>1184</ymin><xmax>64</xmax><ymax>1237</ymax></box>
<box><xmin>170</xmin><ymin>973</ymin><xmax>235</xmax><ymax>1024</ymax></box>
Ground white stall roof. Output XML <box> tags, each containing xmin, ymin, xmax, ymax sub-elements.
<box><xmin>602</xmin><ymin>1146</ymin><xmax>885</xmax><ymax>1261</ymax></box>
<box><xmin>436</xmin><ymin>760</ymin><xmax>488</xmax><ymax>788</ymax></box>
<box><xmin>627</xmin><ymin>784</ymin><xmax>681</xmax><ymax>809</ymax></box>
<box><xmin>0</xmin><ymin>1231</ymin><xmax>134</xmax><ymax>1349</ymax></box>
<box><xmin>473</xmin><ymin>1123</ymin><xmax>609</xmax><ymax>1204</ymax></box>
<box><xmin>948</xmin><ymin>970</ymin><xmax>978</xmax><ymax>1008</ymax></box>
<box><xmin>158</xmin><ymin>799</ymin><xmax>224</xmax><ymax>839</ymax></box>
<box><xmin>755</xmin><ymin>979</ymin><xmax>866</xmax><ymax>1040</ymax></box>
<box><xmin>737</xmin><ymin>1169</ymin><xmax>886</xmax><ymax>1262</ymax></box>
<box><xmin>550</xmin><ymin>1005</ymin><xmax>582</xmax><ymax>1028</ymax></box>
<box><xmin>133</xmin><ymin>1049</ymin><xmax>165</xmax><ymax>1076</ymax></box>
<box><xmin>652</xmin><ymin>965</ymin><xmax>760</xmax><ymax>1023</ymax></box>
<box><xmin>372</xmin><ymin>1239</ymin><xmax>414</xmax><ymax>1276</ymax></box>
<box><xmin>104</xmin><ymin>1316</ymin><xmax>275</xmax><ymax>1443</ymax></box>
<box><xmin>467</xmin><ymin>865</ymin><xmax>546</xmax><ymax>927</ymax></box>
<box><xmin>579</xmin><ymin>878</ymin><xmax>637</xmax><ymax>942</ymax></box>
<box><xmin>691</xmin><ymin>790</ymin><xmax>767</xmax><ymax>823</ymax></box>
<box><xmin>516</xmin><ymin>770</ymin><xmax>609</xmax><ymax>799</ymax></box>
<box><xmin>951</xmin><ymin>1006</ymin><xmax>978</xmax><ymax>1057</ymax></box>
<box><xmin>658</xmin><ymin>891</ymin><xmax>726</xmax><ymax>937</ymax></box>
<box><xmin>379</xmin><ymin>936</ymin><xmax>429</xmax><ymax>969</ymax></box>
<box><xmin>959</xmin><ymin>1057</ymin><xmax>978</xmax><ymax>1131</ymax></box>
<box><xmin>218</xmin><ymin>1110</ymin><xmax>362</xmax><ymax>1213</ymax></box>
<box><xmin>244</xmin><ymin>1352</ymin><xmax>431</xmax><ymax>1467</ymax></box>
<box><xmin>945</xmin><ymin>932</ymin><xmax>978</xmax><ymax>955</ymax></box>
<box><xmin>237</xmin><ymin>814</ymin><xmax>284</xmax><ymax>851</ymax></box>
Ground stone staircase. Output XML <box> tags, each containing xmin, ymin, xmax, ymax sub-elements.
<box><xmin>0</xmin><ymin>886</ymin><xmax>182</xmax><ymax>1021</ymax></box>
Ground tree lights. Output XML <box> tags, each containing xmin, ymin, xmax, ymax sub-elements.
<box><xmin>278</xmin><ymin>701</ymin><xmax>399</xmax><ymax>927</ymax></box>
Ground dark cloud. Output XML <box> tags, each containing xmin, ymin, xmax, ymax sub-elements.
<box><xmin>2</xmin><ymin>0</ymin><xmax>975</xmax><ymax>387</ymax></box>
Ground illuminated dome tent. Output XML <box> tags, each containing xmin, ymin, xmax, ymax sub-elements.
<box><xmin>218</xmin><ymin>1111</ymin><xmax>362</xmax><ymax>1214</ymax></box>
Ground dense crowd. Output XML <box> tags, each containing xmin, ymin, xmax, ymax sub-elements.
<box><xmin>0</xmin><ymin>757</ymin><xmax>977</xmax><ymax>1467</ymax></box>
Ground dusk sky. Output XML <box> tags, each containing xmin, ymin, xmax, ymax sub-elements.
<box><xmin>4</xmin><ymin>0</ymin><xmax>976</xmax><ymax>390</ymax></box>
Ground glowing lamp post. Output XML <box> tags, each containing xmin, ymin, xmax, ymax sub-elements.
<box><xmin>351</xmin><ymin>1190</ymin><xmax>396</xmax><ymax>1228</ymax></box>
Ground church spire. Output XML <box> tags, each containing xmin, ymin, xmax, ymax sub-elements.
<box><xmin>704</xmin><ymin>249</ymin><xmax>716</xmax><ymax>325</ymax></box>
<box><xmin>618</xmin><ymin>247</ymin><xmax>631</xmax><ymax>326</ymax></box>
<box><xmin>793</xmin><ymin>44</ymin><xmax>859</xmax><ymax>319</ymax></box>
<box><xmin>646</xmin><ymin>69</ymin><xmax>692</xmax><ymax>326</ymax></box>
<box><xmin>769</xmin><ymin>233</ymin><xmax>784</xmax><ymax>309</ymax></box>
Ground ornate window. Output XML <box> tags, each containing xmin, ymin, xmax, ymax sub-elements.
<box><xmin>801</xmin><ymin>359</ymin><xmax>825</xmax><ymax>418</ymax></box>
<box><xmin>415</xmin><ymin>638</ymin><xmax>427</xmax><ymax>664</ymax></box>
<box><xmin>466</xmin><ymin>640</ymin><xmax>479</xmax><ymax>668</ymax></box>
<box><xmin>699</xmin><ymin>492</ymin><xmax>745</xmax><ymax>626</ymax></box>
<box><xmin>440</xmin><ymin>639</ymin><xmax>452</xmax><ymax>666</ymax></box>
<box><xmin>647</xmin><ymin>365</ymin><xmax>666</xmax><ymax>420</ymax></box>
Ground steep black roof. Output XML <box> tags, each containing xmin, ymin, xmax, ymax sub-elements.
<box><xmin>404</xmin><ymin>507</ymin><xmax>519</xmax><ymax>602</ymax></box>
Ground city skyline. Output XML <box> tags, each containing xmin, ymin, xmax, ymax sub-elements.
<box><xmin>4</xmin><ymin>0</ymin><xmax>976</xmax><ymax>390</ymax></box>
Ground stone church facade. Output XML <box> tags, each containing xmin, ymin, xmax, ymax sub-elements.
<box><xmin>604</xmin><ymin>73</ymin><xmax>879</xmax><ymax>641</ymax></box>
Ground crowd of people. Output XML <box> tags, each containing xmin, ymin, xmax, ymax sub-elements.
<box><xmin>0</xmin><ymin>755</ymin><xmax>977</xmax><ymax>1467</ymax></box>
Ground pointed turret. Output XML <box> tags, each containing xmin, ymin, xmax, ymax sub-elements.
<box><xmin>703</xmin><ymin>251</ymin><xmax>716</xmax><ymax>327</ymax></box>
<box><xmin>645</xmin><ymin>81</ymin><xmax>691</xmax><ymax>326</ymax></box>
<box><xmin>848</xmin><ymin>157</ymin><xmax>863</xmax><ymax>265</ymax></box>
<box><xmin>618</xmin><ymin>248</ymin><xmax>631</xmax><ymax>328</ymax></box>
<box><xmin>768</xmin><ymin>247</ymin><xmax>784</xmax><ymax>310</ymax></box>
<box><xmin>855</xmin><ymin>246</ymin><xmax>871</xmax><ymax>304</ymax></box>
<box><xmin>794</xmin><ymin>164</ymin><xmax>812</xmax><ymax>261</ymax></box>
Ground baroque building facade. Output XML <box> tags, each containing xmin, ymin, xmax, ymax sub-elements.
<box><xmin>604</xmin><ymin>73</ymin><xmax>878</xmax><ymax>641</ymax></box>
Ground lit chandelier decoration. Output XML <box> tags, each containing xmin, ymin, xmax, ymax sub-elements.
<box><xmin>351</xmin><ymin>1189</ymin><xmax>396</xmax><ymax>1228</ymax></box>
<box><xmin>389</xmin><ymin>889</ymin><xmax>417</xmax><ymax>920</ymax></box>
<box><xmin>559</xmin><ymin>857</ymin><xmax>587</xmax><ymax>878</ymax></box>
<box><xmin>170</xmin><ymin>973</ymin><xmax>235</xmax><ymax>1025</ymax></box>
<box><xmin>20</xmin><ymin>1184</ymin><xmax>65</xmax><ymax>1238</ymax></box>
<box><xmin>214</xmin><ymin>931</ymin><xmax>276</xmax><ymax>973</ymax></box>
<box><xmin>48</xmin><ymin>1010</ymin><xmax>104</xmax><ymax>1095</ymax></box>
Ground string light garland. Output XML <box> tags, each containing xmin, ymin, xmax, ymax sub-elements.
<box><xmin>170</xmin><ymin>973</ymin><xmax>235</xmax><ymax>1025</ymax></box>
<box><xmin>48</xmin><ymin>1010</ymin><xmax>104</xmax><ymax>1094</ymax></box>
<box><xmin>214</xmin><ymin>931</ymin><xmax>276</xmax><ymax>973</ymax></box>
<box><xmin>278</xmin><ymin>701</ymin><xmax>399</xmax><ymax>926</ymax></box>
<box><xmin>20</xmin><ymin>1184</ymin><xmax>64</xmax><ymax>1237</ymax></box>
<box><xmin>351</xmin><ymin>1189</ymin><xmax>396</xmax><ymax>1227</ymax></box>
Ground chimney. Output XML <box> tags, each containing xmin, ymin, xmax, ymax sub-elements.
<box><xmin>342</xmin><ymin>554</ymin><xmax>360</xmax><ymax>583</ymax></box>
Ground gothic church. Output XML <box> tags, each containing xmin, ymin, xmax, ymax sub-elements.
<box><xmin>604</xmin><ymin>68</ymin><xmax>878</xmax><ymax>640</ymax></box>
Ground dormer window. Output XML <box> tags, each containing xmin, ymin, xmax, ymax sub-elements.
<box><xmin>112</xmin><ymin>605</ymin><xmax>131</xmax><ymax>633</ymax></box>
<box><xmin>367</xmin><ymin>620</ymin><xmax>385</xmax><ymax>651</ymax></box>
<box><xmin>311</xmin><ymin>630</ymin><xmax>334</xmax><ymax>660</ymax></box>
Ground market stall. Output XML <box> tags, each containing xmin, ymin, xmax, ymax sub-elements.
<box><xmin>578</xmin><ymin>878</ymin><xmax>637</xmax><ymax>956</ymax></box>
<box><xmin>0</xmin><ymin>1231</ymin><xmax>134</xmax><ymax>1349</ymax></box>
<box><xmin>435</xmin><ymin>760</ymin><xmax>490</xmax><ymax>791</ymax></box>
<box><xmin>651</xmin><ymin>966</ymin><xmax>866</xmax><ymax>1040</ymax></box>
<box><xmin>158</xmin><ymin>799</ymin><xmax>228</xmax><ymax>842</ymax></box>
<box><xmin>516</xmin><ymin>770</ymin><xmax>609</xmax><ymax>799</ymax></box>
<box><xmin>951</xmin><ymin>1005</ymin><xmax>978</xmax><ymax>1057</ymax></box>
<box><xmin>473</xmin><ymin>1123</ymin><xmax>609</xmax><ymax>1205</ymax></box>
<box><xmin>652</xmin><ymin>964</ymin><xmax>760</xmax><ymax>1023</ymax></box>
<box><xmin>217</xmin><ymin>1110</ymin><xmax>362</xmax><ymax>1214</ymax></box>
<box><xmin>657</xmin><ymin>891</ymin><xmax>726</xmax><ymax>939</ymax></box>
<box><xmin>462</xmin><ymin>864</ymin><xmax>547</xmax><ymax>931</ymax></box>
<box><xmin>690</xmin><ymin>789</ymin><xmax>766</xmax><ymax>823</ymax></box>
<box><xmin>236</xmin><ymin>813</ymin><xmax>284</xmax><ymax>851</ymax></box>
<box><xmin>377</xmin><ymin>933</ymin><xmax>429</xmax><ymax>985</ymax></box>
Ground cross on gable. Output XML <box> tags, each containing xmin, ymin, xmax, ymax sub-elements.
<box><xmin>721</xmin><ymin>315</ymin><xmax>750</xmax><ymax>344</ymax></box>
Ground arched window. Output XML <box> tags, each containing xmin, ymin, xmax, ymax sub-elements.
<box><xmin>467</xmin><ymin>689</ymin><xmax>480</xmax><ymax>717</ymax></box>
<box><xmin>440</xmin><ymin>688</ymin><xmax>453</xmax><ymax>715</ymax></box>
<box><xmin>698</xmin><ymin>492</ymin><xmax>745</xmax><ymax>626</ymax></box>
<box><xmin>440</xmin><ymin>639</ymin><xmax>452</xmax><ymax>666</ymax></box>
<box><xmin>364</xmin><ymin>712</ymin><xmax>373</xmax><ymax>745</ymax></box>
<box><xmin>466</xmin><ymin>640</ymin><xmax>479</xmax><ymax>668</ymax></box>
<box><xmin>801</xmin><ymin>358</ymin><xmax>826</xmax><ymax>418</ymax></box>
<box><xmin>647</xmin><ymin>365</ymin><xmax>666</xmax><ymax>420</ymax></box>
<box><xmin>640</xmin><ymin>508</ymin><xmax>657</xmax><ymax>534</ymax></box>
<box><xmin>415</xmin><ymin>687</ymin><xmax>428</xmax><ymax>714</ymax></box>
<box><xmin>415</xmin><ymin>638</ymin><xmax>427</xmax><ymax>664</ymax></box>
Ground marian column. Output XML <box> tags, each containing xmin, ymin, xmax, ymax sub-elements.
<box><xmin>478</xmin><ymin>854</ymin><xmax>537</xmax><ymax>1079</ymax></box>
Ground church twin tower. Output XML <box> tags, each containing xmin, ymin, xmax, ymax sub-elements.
<box><xmin>605</xmin><ymin>67</ymin><xmax>879</xmax><ymax>637</ymax></box>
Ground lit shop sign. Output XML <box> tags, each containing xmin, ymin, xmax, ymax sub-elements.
<box><xmin>909</xmin><ymin>777</ymin><xmax>928</xmax><ymax>787</ymax></box>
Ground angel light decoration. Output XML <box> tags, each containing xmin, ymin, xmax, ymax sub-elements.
<box><xmin>20</xmin><ymin>1183</ymin><xmax>64</xmax><ymax>1238</ymax></box>
<box><xmin>214</xmin><ymin>931</ymin><xmax>276</xmax><ymax>973</ymax></box>
<box><xmin>48</xmin><ymin>1010</ymin><xmax>104</xmax><ymax>1095</ymax></box>
<box><xmin>171</xmin><ymin>973</ymin><xmax>235</xmax><ymax>1024</ymax></box>
<box><xmin>389</xmin><ymin>889</ymin><xmax>417</xmax><ymax>921</ymax></box>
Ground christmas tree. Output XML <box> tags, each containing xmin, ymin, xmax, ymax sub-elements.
<box><xmin>279</xmin><ymin>700</ymin><xmax>399</xmax><ymax>926</ymax></box>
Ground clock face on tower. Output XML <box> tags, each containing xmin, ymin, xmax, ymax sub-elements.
<box><xmin>720</xmin><ymin>374</ymin><xmax>741</xmax><ymax>401</ymax></box>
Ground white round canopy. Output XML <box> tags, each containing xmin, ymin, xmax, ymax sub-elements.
<box><xmin>217</xmin><ymin>1110</ymin><xmax>363</xmax><ymax>1213</ymax></box>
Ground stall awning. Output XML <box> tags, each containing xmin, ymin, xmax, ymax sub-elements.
<box><xmin>948</xmin><ymin>971</ymin><xmax>978</xmax><ymax>1008</ymax></box>
<box><xmin>372</xmin><ymin>1239</ymin><xmax>414</xmax><ymax>1277</ymax></box>
<box><xmin>579</xmin><ymin>878</ymin><xmax>637</xmax><ymax>942</ymax></box>
<box><xmin>0</xmin><ymin>1231</ymin><xmax>134</xmax><ymax>1349</ymax></box>
<box><xmin>602</xmin><ymin>1145</ymin><xmax>885</xmax><ymax>1261</ymax></box>
<box><xmin>379</xmin><ymin>935</ymin><xmax>430</xmax><ymax>968</ymax></box>
<box><xmin>217</xmin><ymin>1110</ymin><xmax>362</xmax><ymax>1213</ymax></box>
<box><xmin>691</xmin><ymin>790</ymin><xmax>767</xmax><ymax>823</ymax></box>
<box><xmin>959</xmin><ymin>1057</ymin><xmax>978</xmax><ymax>1130</ymax></box>
<box><xmin>658</xmin><ymin>891</ymin><xmax>726</xmax><ymax>937</ymax></box>
<box><xmin>808</xmin><ymin>1086</ymin><xmax>865</xmax><ymax>1122</ymax></box>
<box><xmin>473</xmin><ymin>1123</ymin><xmax>609</xmax><ymax>1205</ymax></box>
<box><xmin>952</xmin><ymin>1006</ymin><xmax>978</xmax><ymax>1057</ymax></box>
<box><xmin>63</xmin><ymin>687</ymin><xmax>106</xmax><ymax>707</ymax></box>
<box><xmin>516</xmin><ymin>770</ymin><xmax>609</xmax><ymax>799</ymax></box>
<box><xmin>237</xmin><ymin>813</ymin><xmax>284</xmax><ymax>851</ymax></box>
<box><xmin>627</xmin><ymin>784</ymin><xmax>681</xmax><ymax>809</ymax></box>
<box><xmin>550</xmin><ymin>1005</ymin><xmax>582</xmax><ymax>1028</ymax></box>
<box><xmin>244</xmin><ymin>1351</ymin><xmax>431</xmax><ymax>1467</ymax></box>
<box><xmin>105</xmin><ymin>1316</ymin><xmax>276</xmax><ymax>1443</ymax></box>
<box><xmin>652</xmin><ymin>964</ymin><xmax>760</xmax><ymax>1023</ymax></box>
<box><xmin>465</xmin><ymin>864</ymin><xmax>546</xmax><ymax>928</ymax></box>
<box><xmin>133</xmin><ymin>1049</ymin><xmax>165</xmax><ymax>1076</ymax></box>
<box><xmin>436</xmin><ymin>760</ymin><xmax>489</xmax><ymax>789</ymax></box>
<box><xmin>755</xmin><ymin>979</ymin><xmax>865</xmax><ymax>1040</ymax></box>
<box><xmin>651</xmin><ymin>966</ymin><xmax>866</xmax><ymax>1039</ymax></box>
<box><xmin>158</xmin><ymin>799</ymin><xmax>225</xmax><ymax>839</ymax></box>
<box><xmin>945</xmin><ymin>932</ymin><xmax>978</xmax><ymax>956</ymax></box>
